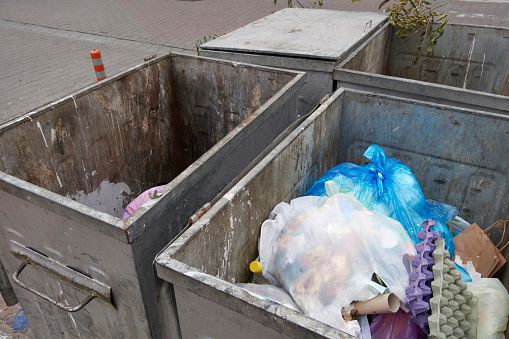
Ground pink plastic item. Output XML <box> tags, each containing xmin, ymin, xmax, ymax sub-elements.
<box><xmin>121</xmin><ymin>185</ymin><xmax>166</xmax><ymax>219</ymax></box>
<box><xmin>370</xmin><ymin>309</ymin><xmax>427</xmax><ymax>339</ymax></box>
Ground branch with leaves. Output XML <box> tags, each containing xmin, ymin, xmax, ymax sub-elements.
<box><xmin>373</xmin><ymin>0</ymin><xmax>449</xmax><ymax>62</ymax></box>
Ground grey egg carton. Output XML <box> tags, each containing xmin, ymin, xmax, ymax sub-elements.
<box><xmin>428</xmin><ymin>238</ymin><xmax>478</xmax><ymax>339</ymax></box>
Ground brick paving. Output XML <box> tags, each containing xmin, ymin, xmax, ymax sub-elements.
<box><xmin>0</xmin><ymin>18</ymin><xmax>179</xmax><ymax>125</ymax></box>
<box><xmin>0</xmin><ymin>298</ymin><xmax>32</xmax><ymax>339</ymax></box>
<box><xmin>0</xmin><ymin>0</ymin><xmax>508</xmax><ymax>337</ymax></box>
<box><xmin>1</xmin><ymin>0</ymin><xmax>508</xmax><ymax>123</ymax></box>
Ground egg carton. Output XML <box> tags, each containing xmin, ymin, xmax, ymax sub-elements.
<box><xmin>406</xmin><ymin>219</ymin><xmax>439</xmax><ymax>333</ymax></box>
<box><xmin>428</xmin><ymin>238</ymin><xmax>478</xmax><ymax>339</ymax></box>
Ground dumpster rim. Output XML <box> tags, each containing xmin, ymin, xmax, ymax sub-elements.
<box><xmin>332</xmin><ymin>68</ymin><xmax>509</xmax><ymax>115</ymax></box>
<box><xmin>155</xmin><ymin>87</ymin><xmax>509</xmax><ymax>338</ymax></box>
<box><xmin>155</xmin><ymin>87</ymin><xmax>509</xmax><ymax>339</ymax></box>
<box><xmin>0</xmin><ymin>52</ymin><xmax>305</xmax><ymax>131</ymax></box>
<box><xmin>155</xmin><ymin>250</ymin><xmax>354</xmax><ymax>339</ymax></box>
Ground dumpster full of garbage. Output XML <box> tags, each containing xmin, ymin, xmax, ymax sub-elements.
<box><xmin>155</xmin><ymin>88</ymin><xmax>509</xmax><ymax>338</ymax></box>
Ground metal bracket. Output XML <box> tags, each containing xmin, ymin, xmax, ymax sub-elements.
<box><xmin>363</xmin><ymin>20</ymin><xmax>372</xmax><ymax>35</ymax></box>
<box><xmin>188</xmin><ymin>202</ymin><xmax>212</xmax><ymax>226</ymax></box>
<box><xmin>10</xmin><ymin>240</ymin><xmax>114</xmax><ymax>312</ymax></box>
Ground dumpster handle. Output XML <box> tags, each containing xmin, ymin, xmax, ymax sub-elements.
<box><xmin>10</xmin><ymin>240</ymin><xmax>115</xmax><ymax>312</ymax></box>
<box><xmin>13</xmin><ymin>262</ymin><xmax>96</xmax><ymax>312</ymax></box>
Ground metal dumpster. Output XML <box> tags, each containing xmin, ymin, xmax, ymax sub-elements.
<box><xmin>0</xmin><ymin>52</ymin><xmax>305</xmax><ymax>338</ymax></box>
<box><xmin>155</xmin><ymin>88</ymin><xmax>509</xmax><ymax>338</ymax></box>
<box><xmin>334</xmin><ymin>22</ymin><xmax>509</xmax><ymax>114</ymax></box>
<box><xmin>200</xmin><ymin>8</ymin><xmax>388</xmax><ymax>115</ymax></box>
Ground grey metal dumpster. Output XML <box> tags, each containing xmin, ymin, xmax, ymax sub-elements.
<box><xmin>0</xmin><ymin>52</ymin><xmax>305</xmax><ymax>338</ymax></box>
<box><xmin>334</xmin><ymin>22</ymin><xmax>509</xmax><ymax>114</ymax></box>
<box><xmin>155</xmin><ymin>88</ymin><xmax>509</xmax><ymax>338</ymax></box>
<box><xmin>200</xmin><ymin>8</ymin><xmax>388</xmax><ymax>115</ymax></box>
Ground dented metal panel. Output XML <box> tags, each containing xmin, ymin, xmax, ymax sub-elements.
<box><xmin>155</xmin><ymin>88</ymin><xmax>509</xmax><ymax>338</ymax></box>
<box><xmin>0</xmin><ymin>53</ymin><xmax>304</xmax><ymax>338</ymax></box>
<box><xmin>387</xmin><ymin>23</ymin><xmax>509</xmax><ymax>95</ymax></box>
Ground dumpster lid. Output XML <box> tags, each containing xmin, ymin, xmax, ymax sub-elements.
<box><xmin>201</xmin><ymin>8</ymin><xmax>388</xmax><ymax>62</ymax></box>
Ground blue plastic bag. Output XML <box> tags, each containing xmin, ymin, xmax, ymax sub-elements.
<box><xmin>427</xmin><ymin>199</ymin><xmax>460</xmax><ymax>224</ymax></box>
<box><xmin>306</xmin><ymin>144</ymin><xmax>455</xmax><ymax>255</ymax></box>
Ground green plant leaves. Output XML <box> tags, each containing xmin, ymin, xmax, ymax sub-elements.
<box><xmin>380</xmin><ymin>0</ymin><xmax>449</xmax><ymax>63</ymax></box>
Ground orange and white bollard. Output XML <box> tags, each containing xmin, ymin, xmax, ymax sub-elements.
<box><xmin>90</xmin><ymin>49</ymin><xmax>106</xmax><ymax>81</ymax></box>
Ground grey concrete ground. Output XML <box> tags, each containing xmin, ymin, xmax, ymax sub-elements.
<box><xmin>1</xmin><ymin>0</ymin><xmax>509</xmax><ymax>337</ymax></box>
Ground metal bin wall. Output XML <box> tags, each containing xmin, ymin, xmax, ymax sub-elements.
<box><xmin>334</xmin><ymin>23</ymin><xmax>509</xmax><ymax>114</ymax></box>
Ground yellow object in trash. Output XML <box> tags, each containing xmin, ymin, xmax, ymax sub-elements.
<box><xmin>250</xmin><ymin>261</ymin><xmax>262</xmax><ymax>273</ymax></box>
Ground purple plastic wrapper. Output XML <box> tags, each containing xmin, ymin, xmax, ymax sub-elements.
<box><xmin>370</xmin><ymin>309</ymin><xmax>427</xmax><ymax>339</ymax></box>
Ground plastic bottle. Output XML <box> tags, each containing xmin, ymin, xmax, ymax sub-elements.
<box><xmin>250</xmin><ymin>261</ymin><xmax>271</xmax><ymax>285</ymax></box>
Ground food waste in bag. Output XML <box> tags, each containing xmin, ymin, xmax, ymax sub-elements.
<box><xmin>259</xmin><ymin>193</ymin><xmax>416</xmax><ymax>336</ymax></box>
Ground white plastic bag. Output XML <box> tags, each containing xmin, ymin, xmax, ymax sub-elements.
<box><xmin>467</xmin><ymin>278</ymin><xmax>509</xmax><ymax>339</ymax></box>
<box><xmin>259</xmin><ymin>193</ymin><xmax>416</xmax><ymax>336</ymax></box>
<box><xmin>236</xmin><ymin>283</ymin><xmax>301</xmax><ymax>312</ymax></box>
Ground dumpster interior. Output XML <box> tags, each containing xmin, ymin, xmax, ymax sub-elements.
<box><xmin>342</xmin><ymin>22</ymin><xmax>509</xmax><ymax>96</ymax></box>
<box><xmin>158</xmin><ymin>89</ymin><xmax>509</xmax><ymax>338</ymax></box>
<box><xmin>172</xmin><ymin>90</ymin><xmax>509</xmax><ymax>276</ymax></box>
<box><xmin>0</xmin><ymin>55</ymin><xmax>295</xmax><ymax>218</ymax></box>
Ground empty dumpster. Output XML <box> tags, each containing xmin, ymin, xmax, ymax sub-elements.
<box><xmin>334</xmin><ymin>22</ymin><xmax>509</xmax><ymax>114</ymax></box>
<box><xmin>200</xmin><ymin>8</ymin><xmax>388</xmax><ymax>115</ymax></box>
<box><xmin>0</xmin><ymin>53</ymin><xmax>305</xmax><ymax>338</ymax></box>
<box><xmin>155</xmin><ymin>88</ymin><xmax>509</xmax><ymax>338</ymax></box>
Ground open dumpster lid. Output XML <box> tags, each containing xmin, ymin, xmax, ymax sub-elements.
<box><xmin>201</xmin><ymin>8</ymin><xmax>388</xmax><ymax>61</ymax></box>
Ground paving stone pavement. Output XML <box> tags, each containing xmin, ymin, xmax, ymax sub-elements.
<box><xmin>0</xmin><ymin>0</ymin><xmax>384</xmax><ymax>124</ymax></box>
<box><xmin>0</xmin><ymin>0</ymin><xmax>509</xmax><ymax>338</ymax></box>
<box><xmin>0</xmin><ymin>299</ymin><xmax>32</xmax><ymax>339</ymax></box>
<box><xmin>1</xmin><ymin>0</ymin><xmax>508</xmax><ymax>124</ymax></box>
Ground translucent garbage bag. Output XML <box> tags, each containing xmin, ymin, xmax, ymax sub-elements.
<box><xmin>259</xmin><ymin>193</ymin><xmax>416</xmax><ymax>336</ymax></box>
<box><xmin>448</xmin><ymin>216</ymin><xmax>471</xmax><ymax>237</ymax></box>
<box><xmin>236</xmin><ymin>283</ymin><xmax>301</xmax><ymax>312</ymax></box>
<box><xmin>426</xmin><ymin>199</ymin><xmax>459</xmax><ymax>224</ymax></box>
<box><xmin>467</xmin><ymin>278</ymin><xmax>509</xmax><ymax>338</ymax></box>
<box><xmin>305</xmin><ymin>144</ymin><xmax>455</xmax><ymax>254</ymax></box>
<box><xmin>121</xmin><ymin>185</ymin><xmax>166</xmax><ymax>219</ymax></box>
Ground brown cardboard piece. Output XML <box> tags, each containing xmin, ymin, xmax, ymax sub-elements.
<box><xmin>453</xmin><ymin>223</ymin><xmax>506</xmax><ymax>278</ymax></box>
<box><xmin>352</xmin><ymin>293</ymin><xmax>400</xmax><ymax>315</ymax></box>
<box><xmin>489</xmin><ymin>250</ymin><xmax>506</xmax><ymax>278</ymax></box>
